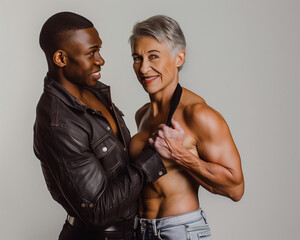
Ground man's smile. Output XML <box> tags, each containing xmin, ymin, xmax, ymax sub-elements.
<box><xmin>91</xmin><ymin>70</ymin><xmax>101</xmax><ymax>79</ymax></box>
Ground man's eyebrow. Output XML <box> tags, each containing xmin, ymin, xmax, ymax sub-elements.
<box><xmin>89</xmin><ymin>43</ymin><xmax>102</xmax><ymax>49</ymax></box>
<box><xmin>88</xmin><ymin>45</ymin><xmax>101</xmax><ymax>49</ymax></box>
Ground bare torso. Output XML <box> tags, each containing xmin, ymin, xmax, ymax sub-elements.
<box><xmin>79</xmin><ymin>89</ymin><xmax>119</xmax><ymax>136</ymax></box>
<box><xmin>130</xmin><ymin>88</ymin><xmax>205</xmax><ymax>219</ymax></box>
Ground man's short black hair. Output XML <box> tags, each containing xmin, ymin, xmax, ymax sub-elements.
<box><xmin>39</xmin><ymin>11</ymin><xmax>94</xmax><ymax>58</ymax></box>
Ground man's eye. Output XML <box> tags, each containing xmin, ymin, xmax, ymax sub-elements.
<box><xmin>89</xmin><ymin>51</ymin><xmax>96</xmax><ymax>56</ymax></box>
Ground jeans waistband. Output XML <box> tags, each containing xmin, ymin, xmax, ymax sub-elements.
<box><xmin>138</xmin><ymin>209</ymin><xmax>207</xmax><ymax>229</ymax></box>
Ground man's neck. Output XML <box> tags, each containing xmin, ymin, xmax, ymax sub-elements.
<box><xmin>51</xmin><ymin>71</ymin><xmax>87</xmax><ymax>101</ymax></box>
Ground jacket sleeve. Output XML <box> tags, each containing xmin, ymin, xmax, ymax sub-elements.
<box><xmin>37</xmin><ymin>125</ymin><xmax>166</xmax><ymax>229</ymax></box>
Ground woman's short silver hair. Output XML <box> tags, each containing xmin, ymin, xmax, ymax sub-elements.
<box><xmin>129</xmin><ymin>15</ymin><xmax>186</xmax><ymax>60</ymax></box>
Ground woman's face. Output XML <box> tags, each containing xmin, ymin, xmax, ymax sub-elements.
<box><xmin>132</xmin><ymin>37</ymin><xmax>184</xmax><ymax>95</ymax></box>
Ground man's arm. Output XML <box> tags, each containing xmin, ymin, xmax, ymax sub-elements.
<box><xmin>35</xmin><ymin>125</ymin><xmax>166</xmax><ymax>229</ymax></box>
<box><xmin>150</xmin><ymin>105</ymin><xmax>244</xmax><ymax>201</ymax></box>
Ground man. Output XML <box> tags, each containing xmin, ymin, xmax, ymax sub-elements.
<box><xmin>129</xmin><ymin>15</ymin><xmax>244</xmax><ymax>239</ymax></box>
<box><xmin>33</xmin><ymin>12</ymin><xmax>167</xmax><ymax>240</ymax></box>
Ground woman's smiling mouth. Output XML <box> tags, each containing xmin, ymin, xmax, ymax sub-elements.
<box><xmin>142</xmin><ymin>75</ymin><xmax>159</xmax><ymax>84</ymax></box>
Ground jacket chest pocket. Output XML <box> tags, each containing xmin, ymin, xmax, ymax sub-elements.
<box><xmin>91</xmin><ymin>134</ymin><xmax>123</xmax><ymax>176</ymax></box>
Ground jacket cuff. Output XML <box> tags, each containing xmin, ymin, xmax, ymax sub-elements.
<box><xmin>133</xmin><ymin>147</ymin><xmax>167</xmax><ymax>183</ymax></box>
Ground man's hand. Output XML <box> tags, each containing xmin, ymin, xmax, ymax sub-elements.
<box><xmin>149</xmin><ymin>119</ymin><xmax>185</xmax><ymax>160</ymax></box>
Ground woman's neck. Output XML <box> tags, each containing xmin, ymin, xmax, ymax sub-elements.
<box><xmin>149</xmin><ymin>80</ymin><xmax>179</xmax><ymax>117</ymax></box>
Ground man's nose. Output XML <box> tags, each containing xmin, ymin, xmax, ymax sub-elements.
<box><xmin>95</xmin><ymin>52</ymin><xmax>105</xmax><ymax>66</ymax></box>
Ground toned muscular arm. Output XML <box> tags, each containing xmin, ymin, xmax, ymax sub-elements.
<box><xmin>150</xmin><ymin>105</ymin><xmax>244</xmax><ymax>202</ymax></box>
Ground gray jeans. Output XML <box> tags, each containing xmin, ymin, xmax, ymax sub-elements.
<box><xmin>136</xmin><ymin>209</ymin><xmax>211</xmax><ymax>240</ymax></box>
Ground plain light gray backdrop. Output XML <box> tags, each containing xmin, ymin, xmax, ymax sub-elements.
<box><xmin>1</xmin><ymin>0</ymin><xmax>299</xmax><ymax>239</ymax></box>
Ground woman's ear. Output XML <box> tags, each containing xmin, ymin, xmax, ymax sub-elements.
<box><xmin>175</xmin><ymin>50</ymin><xmax>186</xmax><ymax>68</ymax></box>
<box><xmin>53</xmin><ymin>50</ymin><xmax>67</xmax><ymax>67</ymax></box>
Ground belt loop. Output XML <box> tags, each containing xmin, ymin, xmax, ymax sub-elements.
<box><xmin>200</xmin><ymin>209</ymin><xmax>207</xmax><ymax>224</ymax></box>
<box><xmin>134</xmin><ymin>216</ymin><xmax>139</xmax><ymax>230</ymax></box>
<box><xmin>67</xmin><ymin>215</ymin><xmax>75</xmax><ymax>226</ymax></box>
<box><xmin>152</xmin><ymin>219</ymin><xmax>158</xmax><ymax>236</ymax></box>
<box><xmin>157</xmin><ymin>230</ymin><xmax>162</xmax><ymax>240</ymax></box>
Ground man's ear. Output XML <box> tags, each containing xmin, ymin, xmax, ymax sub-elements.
<box><xmin>53</xmin><ymin>50</ymin><xmax>67</xmax><ymax>67</ymax></box>
<box><xmin>175</xmin><ymin>50</ymin><xmax>186</xmax><ymax>68</ymax></box>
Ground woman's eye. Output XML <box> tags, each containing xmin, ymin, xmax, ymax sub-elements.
<box><xmin>149</xmin><ymin>55</ymin><xmax>158</xmax><ymax>60</ymax></box>
<box><xmin>133</xmin><ymin>56</ymin><xmax>142</xmax><ymax>62</ymax></box>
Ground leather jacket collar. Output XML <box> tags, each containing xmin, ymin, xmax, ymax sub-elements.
<box><xmin>44</xmin><ymin>73</ymin><xmax>112</xmax><ymax>112</ymax></box>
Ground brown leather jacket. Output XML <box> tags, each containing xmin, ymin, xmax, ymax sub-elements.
<box><xmin>33</xmin><ymin>75</ymin><xmax>166</xmax><ymax>229</ymax></box>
